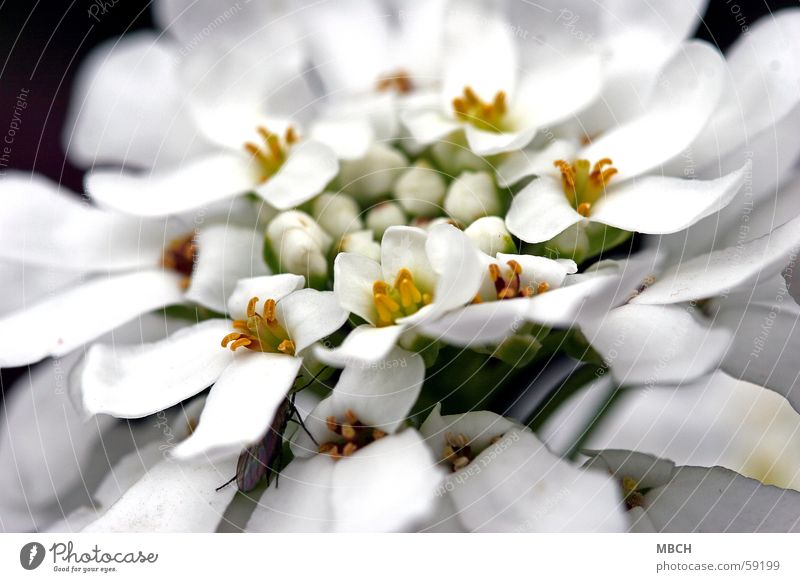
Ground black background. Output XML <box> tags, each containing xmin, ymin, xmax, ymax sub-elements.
<box><xmin>1</xmin><ymin>0</ymin><xmax>799</xmax><ymax>394</ymax></box>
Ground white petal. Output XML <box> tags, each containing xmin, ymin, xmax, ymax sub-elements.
<box><xmin>496</xmin><ymin>140</ymin><xmax>577</xmax><ymax>187</ymax></box>
<box><xmin>311</xmin><ymin>117</ymin><xmax>373</xmax><ymax>161</ymax></box>
<box><xmin>581</xmin><ymin>41</ymin><xmax>725</xmax><ymax>180</ymax></box>
<box><xmin>464</xmin><ymin>125</ymin><xmax>537</xmax><ymax>156</ymax></box>
<box><xmin>172</xmin><ymin>352</ymin><xmax>302</xmax><ymax>460</ymax></box>
<box><xmin>86</xmin><ymin>153</ymin><xmax>257</xmax><ymax>217</ymax></box>
<box><xmin>0</xmin><ymin>172</ymin><xmax>168</xmax><ymax>270</ymax></box>
<box><xmin>590</xmin><ymin>163</ymin><xmax>748</xmax><ymax>233</ymax></box>
<box><xmin>313</xmin><ymin>324</ymin><xmax>405</xmax><ymax>367</ymax></box>
<box><xmin>417</xmin><ymin>300</ymin><xmax>529</xmax><ymax>347</ymax></box>
<box><xmin>247</xmin><ymin>455</ymin><xmax>336</xmax><ymax>532</ymax></box>
<box><xmin>449</xmin><ymin>429</ymin><xmax>627</xmax><ymax>532</ymax></box>
<box><xmin>330</xmin><ymin>430</ymin><xmax>443</xmax><ymax>532</ymax></box>
<box><xmin>717</xmin><ymin>290</ymin><xmax>800</xmax><ymax>412</ymax></box>
<box><xmin>226</xmin><ymin>273</ymin><xmax>305</xmax><ymax>319</ymax></box>
<box><xmin>81</xmin><ymin>455</ymin><xmax>237</xmax><ymax>532</ymax></box>
<box><xmin>0</xmin><ymin>261</ymin><xmax>82</xmax><ymax>318</ymax></box>
<box><xmin>255</xmin><ymin>141</ymin><xmax>339</xmax><ymax>210</ymax></box>
<box><xmin>411</xmin><ymin>223</ymin><xmax>483</xmax><ymax>320</ymax></box>
<box><xmin>333</xmin><ymin>252</ymin><xmax>382</xmax><ymax>325</ymax></box>
<box><xmin>442</xmin><ymin>0</ymin><xmax>517</xmax><ymax>104</ymax></box>
<box><xmin>277</xmin><ymin>289</ymin><xmax>348</xmax><ymax>354</ymax></box>
<box><xmin>400</xmin><ymin>109</ymin><xmax>461</xmax><ymax>147</ymax></box>
<box><xmin>185</xmin><ymin>224</ymin><xmax>270</xmax><ymax>313</ymax></box>
<box><xmin>0</xmin><ymin>270</ymin><xmax>184</xmax><ymax>367</ymax></box>
<box><xmin>64</xmin><ymin>32</ymin><xmax>201</xmax><ymax>169</ymax></box>
<box><xmin>154</xmin><ymin>0</ymin><xmax>289</xmax><ymax>48</ymax></box>
<box><xmin>583</xmin><ymin>304</ymin><xmax>731</xmax><ymax>386</ymax></box>
<box><xmin>584</xmin><ymin>450</ymin><xmax>677</xmax><ymax>489</ymax></box>
<box><xmin>292</xmin><ymin>347</ymin><xmax>425</xmax><ymax>457</ymax></box>
<box><xmin>381</xmin><ymin>226</ymin><xmax>436</xmax><ymax>291</ymax></box>
<box><xmin>646</xmin><ymin>464</ymin><xmax>800</xmax><ymax>532</ymax></box>
<box><xmin>505</xmin><ymin>176</ymin><xmax>583</xmax><ymax>243</ymax></box>
<box><xmin>299</xmin><ymin>0</ymin><xmax>390</xmax><ymax>93</ymax></box>
<box><xmin>420</xmin><ymin>402</ymin><xmax>521</xmax><ymax>458</ymax></box>
<box><xmin>634</xmin><ymin>212</ymin><xmax>800</xmax><ymax>305</ymax></box>
<box><xmin>689</xmin><ymin>10</ymin><xmax>800</xmax><ymax>169</ymax></box>
<box><xmin>80</xmin><ymin>319</ymin><xmax>234</xmax><ymax>418</ymax></box>
<box><xmin>513</xmin><ymin>54</ymin><xmax>603</xmax><ymax>128</ymax></box>
<box><xmin>497</xmin><ymin>253</ymin><xmax>575</xmax><ymax>288</ymax></box>
<box><xmin>0</xmin><ymin>354</ymin><xmax>109</xmax><ymax>531</ymax></box>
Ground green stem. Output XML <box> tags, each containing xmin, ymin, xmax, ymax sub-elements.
<box><xmin>564</xmin><ymin>382</ymin><xmax>624</xmax><ymax>461</ymax></box>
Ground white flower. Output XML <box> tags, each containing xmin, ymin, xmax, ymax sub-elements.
<box><xmin>0</xmin><ymin>313</ymin><xmax>197</xmax><ymax>532</ymax></box>
<box><xmin>661</xmin><ymin>9</ymin><xmax>800</xmax><ymax>258</ymax></box>
<box><xmin>505</xmin><ymin>0</ymin><xmax>709</xmax><ymax>136</ymax></box>
<box><xmin>77</xmin><ymin>274</ymin><xmax>347</xmax><ymax>460</ymax></box>
<box><xmin>586</xmin><ymin>371</ymin><xmax>800</xmax><ymax>492</ymax></box>
<box><xmin>587</xmin><ymin>450</ymin><xmax>800</xmax><ymax>532</ymax></box>
<box><xmin>418</xmin><ymin>250</ymin><xmax>626</xmax><ymax>348</ymax></box>
<box><xmin>317</xmin><ymin>224</ymin><xmax>484</xmax><ymax>365</ymax></box>
<box><xmin>403</xmin><ymin>0</ymin><xmax>605</xmax><ymax>157</ymax></box>
<box><xmin>0</xmin><ymin>173</ymin><xmax>267</xmax><ymax>367</ymax></box>
<box><xmin>501</xmin><ymin>40</ymin><xmax>750</xmax><ymax>243</ymax></box>
<box><xmin>419</xmin><ymin>405</ymin><xmax>628</xmax><ymax>532</ymax></box>
<box><xmin>582</xmin><ymin>213</ymin><xmax>800</xmax><ymax>392</ymax></box>
<box><xmin>247</xmin><ymin>347</ymin><xmax>442</xmax><ymax>532</ymax></box>
<box><xmin>68</xmin><ymin>15</ymin><xmax>342</xmax><ymax>217</ymax></box>
<box><xmin>294</xmin><ymin>0</ymin><xmax>449</xmax><ymax>141</ymax></box>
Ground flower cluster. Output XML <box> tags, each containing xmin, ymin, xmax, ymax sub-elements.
<box><xmin>3</xmin><ymin>0</ymin><xmax>800</xmax><ymax>533</ymax></box>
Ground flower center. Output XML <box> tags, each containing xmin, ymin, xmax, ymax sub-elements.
<box><xmin>221</xmin><ymin>296</ymin><xmax>296</xmax><ymax>355</ymax></box>
<box><xmin>554</xmin><ymin>158</ymin><xmax>618</xmax><ymax>217</ymax></box>
<box><xmin>376</xmin><ymin>69</ymin><xmax>414</xmax><ymax>94</ymax></box>
<box><xmin>441</xmin><ymin>432</ymin><xmax>503</xmax><ymax>472</ymax></box>
<box><xmin>372</xmin><ymin>268</ymin><xmax>432</xmax><ymax>327</ymax></box>
<box><xmin>244</xmin><ymin>125</ymin><xmax>299</xmax><ymax>183</ymax></box>
<box><xmin>473</xmin><ymin>260</ymin><xmax>550</xmax><ymax>303</ymax></box>
<box><xmin>621</xmin><ymin>475</ymin><xmax>646</xmax><ymax>510</ymax></box>
<box><xmin>452</xmin><ymin>86</ymin><xmax>508</xmax><ymax>133</ymax></box>
<box><xmin>161</xmin><ymin>233</ymin><xmax>197</xmax><ymax>289</ymax></box>
<box><xmin>319</xmin><ymin>409</ymin><xmax>387</xmax><ymax>459</ymax></box>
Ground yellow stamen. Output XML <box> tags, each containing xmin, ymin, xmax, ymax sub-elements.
<box><xmin>376</xmin><ymin>69</ymin><xmax>414</xmax><ymax>94</ymax></box>
<box><xmin>371</xmin><ymin>268</ymin><xmax>431</xmax><ymax>326</ymax></box>
<box><xmin>219</xmin><ymin>296</ymin><xmax>294</xmax><ymax>355</ymax></box>
<box><xmin>536</xmin><ymin>281</ymin><xmax>550</xmax><ymax>294</ymax></box>
<box><xmin>452</xmin><ymin>86</ymin><xmax>509</xmax><ymax>133</ymax></box>
<box><xmin>244</xmin><ymin>125</ymin><xmax>299</xmax><ymax>183</ymax></box>
<box><xmin>554</xmin><ymin>158</ymin><xmax>618</xmax><ymax>217</ymax></box>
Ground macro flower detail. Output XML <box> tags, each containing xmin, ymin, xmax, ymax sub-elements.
<box><xmin>554</xmin><ymin>158</ymin><xmax>619</xmax><ymax>217</ymax></box>
<box><xmin>4</xmin><ymin>0</ymin><xmax>800</xmax><ymax>541</ymax></box>
<box><xmin>221</xmin><ymin>296</ymin><xmax>296</xmax><ymax>356</ymax></box>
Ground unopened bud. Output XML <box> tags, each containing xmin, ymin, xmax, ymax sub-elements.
<box><xmin>365</xmin><ymin>201</ymin><xmax>407</xmax><ymax>238</ymax></box>
<box><xmin>464</xmin><ymin>216</ymin><xmax>516</xmax><ymax>255</ymax></box>
<box><xmin>337</xmin><ymin>144</ymin><xmax>408</xmax><ymax>203</ymax></box>
<box><xmin>266</xmin><ymin>211</ymin><xmax>332</xmax><ymax>288</ymax></box>
<box><xmin>430</xmin><ymin>140</ymin><xmax>491</xmax><ymax>176</ymax></box>
<box><xmin>312</xmin><ymin>192</ymin><xmax>363</xmax><ymax>239</ymax></box>
<box><xmin>338</xmin><ymin>230</ymin><xmax>381</xmax><ymax>262</ymax></box>
<box><xmin>444</xmin><ymin>171</ymin><xmax>501</xmax><ymax>225</ymax></box>
<box><xmin>393</xmin><ymin>160</ymin><xmax>447</xmax><ymax>217</ymax></box>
